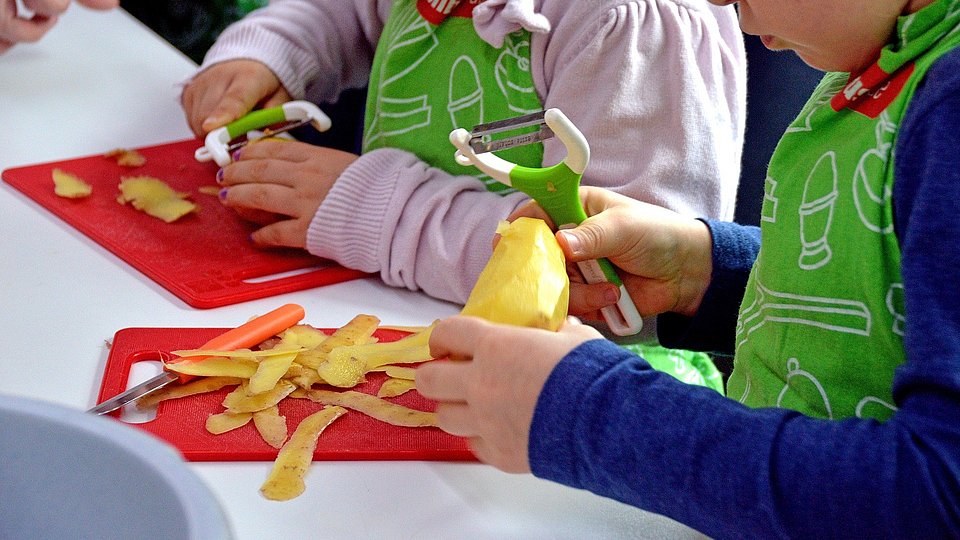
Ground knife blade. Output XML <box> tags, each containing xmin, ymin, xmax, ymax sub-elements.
<box><xmin>88</xmin><ymin>303</ymin><xmax>305</xmax><ymax>415</ymax></box>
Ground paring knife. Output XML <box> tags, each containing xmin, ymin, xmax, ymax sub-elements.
<box><xmin>88</xmin><ymin>303</ymin><xmax>305</xmax><ymax>415</ymax></box>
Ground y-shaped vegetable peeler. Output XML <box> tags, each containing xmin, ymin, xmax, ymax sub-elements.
<box><xmin>450</xmin><ymin>108</ymin><xmax>644</xmax><ymax>336</ymax></box>
<box><xmin>194</xmin><ymin>100</ymin><xmax>332</xmax><ymax>167</ymax></box>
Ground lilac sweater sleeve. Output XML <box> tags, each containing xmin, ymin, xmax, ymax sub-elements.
<box><xmin>199</xmin><ymin>0</ymin><xmax>746</xmax><ymax>305</ymax></box>
<box><xmin>528</xmin><ymin>49</ymin><xmax>960</xmax><ymax>539</ymax></box>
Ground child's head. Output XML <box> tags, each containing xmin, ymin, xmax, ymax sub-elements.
<box><xmin>707</xmin><ymin>0</ymin><xmax>936</xmax><ymax>72</ymax></box>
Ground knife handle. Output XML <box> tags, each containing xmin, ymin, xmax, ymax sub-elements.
<box><xmin>168</xmin><ymin>303</ymin><xmax>305</xmax><ymax>383</ymax></box>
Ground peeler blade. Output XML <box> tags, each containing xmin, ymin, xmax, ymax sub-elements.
<box><xmin>468</xmin><ymin>111</ymin><xmax>555</xmax><ymax>154</ymax></box>
<box><xmin>87</xmin><ymin>371</ymin><xmax>179</xmax><ymax>415</ymax></box>
<box><xmin>225</xmin><ymin>117</ymin><xmax>316</xmax><ymax>153</ymax></box>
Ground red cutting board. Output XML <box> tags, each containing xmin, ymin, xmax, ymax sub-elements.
<box><xmin>98</xmin><ymin>326</ymin><xmax>475</xmax><ymax>462</ymax></box>
<box><xmin>1</xmin><ymin>139</ymin><xmax>369</xmax><ymax>308</ymax></box>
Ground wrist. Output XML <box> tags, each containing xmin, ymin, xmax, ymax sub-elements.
<box><xmin>676</xmin><ymin>219</ymin><xmax>713</xmax><ymax>317</ymax></box>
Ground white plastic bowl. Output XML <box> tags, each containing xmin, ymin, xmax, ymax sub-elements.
<box><xmin>0</xmin><ymin>394</ymin><xmax>232</xmax><ymax>540</ymax></box>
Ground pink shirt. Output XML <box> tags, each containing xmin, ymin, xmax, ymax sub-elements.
<box><xmin>197</xmin><ymin>0</ymin><xmax>746</xmax><ymax>306</ymax></box>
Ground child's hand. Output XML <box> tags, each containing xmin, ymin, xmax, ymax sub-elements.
<box><xmin>417</xmin><ymin>315</ymin><xmax>602</xmax><ymax>473</ymax></box>
<box><xmin>217</xmin><ymin>139</ymin><xmax>358</xmax><ymax>249</ymax></box>
<box><xmin>181</xmin><ymin>59</ymin><xmax>292</xmax><ymax>137</ymax></box>
<box><xmin>1</xmin><ymin>0</ymin><xmax>117</xmax><ymax>53</ymax></box>
<box><xmin>509</xmin><ymin>187</ymin><xmax>713</xmax><ymax>320</ymax></box>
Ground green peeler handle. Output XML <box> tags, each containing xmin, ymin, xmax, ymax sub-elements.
<box><xmin>224</xmin><ymin>107</ymin><xmax>288</xmax><ymax>140</ymax></box>
<box><xmin>510</xmin><ymin>162</ymin><xmax>621</xmax><ymax>284</ymax></box>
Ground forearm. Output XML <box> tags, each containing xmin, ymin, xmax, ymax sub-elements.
<box><xmin>305</xmin><ymin>148</ymin><xmax>530</xmax><ymax>303</ymax></box>
<box><xmin>530</xmin><ymin>339</ymin><xmax>960</xmax><ymax>538</ymax></box>
<box><xmin>200</xmin><ymin>0</ymin><xmax>387</xmax><ymax>101</ymax></box>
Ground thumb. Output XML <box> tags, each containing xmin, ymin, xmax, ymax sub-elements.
<box><xmin>556</xmin><ymin>219</ymin><xmax>618</xmax><ymax>262</ymax></box>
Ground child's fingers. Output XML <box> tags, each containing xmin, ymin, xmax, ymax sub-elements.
<box><xmin>0</xmin><ymin>14</ymin><xmax>57</xmax><ymax>43</ymax></box>
<box><xmin>415</xmin><ymin>360</ymin><xmax>472</xmax><ymax>402</ymax></box>
<box><xmin>221</xmin><ymin>158</ymin><xmax>304</xmax><ymax>189</ymax></box>
<box><xmin>23</xmin><ymin>0</ymin><xmax>68</xmax><ymax>17</ymax></box>
<box><xmin>249</xmin><ymin>218</ymin><xmax>308</xmax><ymax>249</ymax></box>
<box><xmin>506</xmin><ymin>199</ymin><xmax>554</xmax><ymax>227</ymax></box>
<box><xmin>201</xmin><ymin>91</ymin><xmax>259</xmax><ymax>133</ymax></box>
<box><xmin>433</xmin><ymin>403</ymin><xmax>477</xmax><ymax>437</ymax></box>
<box><xmin>76</xmin><ymin>0</ymin><xmax>119</xmax><ymax>10</ymax></box>
<box><xmin>428</xmin><ymin>315</ymin><xmax>490</xmax><ymax>361</ymax></box>
<box><xmin>232</xmin><ymin>139</ymin><xmax>314</xmax><ymax>164</ymax></box>
<box><xmin>568</xmin><ymin>281</ymin><xmax>620</xmax><ymax>315</ymax></box>
<box><xmin>219</xmin><ymin>182</ymin><xmax>294</xmax><ymax>215</ymax></box>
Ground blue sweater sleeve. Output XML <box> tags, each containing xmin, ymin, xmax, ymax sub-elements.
<box><xmin>529</xmin><ymin>50</ymin><xmax>960</xmax><ymax>538</ymax></box>
<box><xmin>657</xmin><ymin>219</ymin><xmax>760</xmax><ymax>355</ymax></box>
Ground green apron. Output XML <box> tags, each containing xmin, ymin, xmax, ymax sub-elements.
<box><xmin>363</xmin><ymin>0</ymin><xmax>544</xmax><ymax>192</ymax></box>
<box><xmin>365</xmin><ymin>0</ymin><xmax>722</xmax><ymax>392</ymax></box>
<box><xmin>727</xmin><ymin>1</ymin><xmax>960</xmax><ymax>420</ymax></box>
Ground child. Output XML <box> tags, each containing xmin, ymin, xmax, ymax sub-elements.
<box><xmin>417</xmin><ymin>0</ymin><xmax>960</xmax><ymax>537</ymax></box>
<box><xmin>180</xmin><ymin>0</ymin><xmax>745</xmax><ymax>309</ymax></box>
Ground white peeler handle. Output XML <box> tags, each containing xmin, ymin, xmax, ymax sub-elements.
<box><xmin>574</xmin><ymin>259</ymin><xmax>644</xmax><ymax>336</ymax></box>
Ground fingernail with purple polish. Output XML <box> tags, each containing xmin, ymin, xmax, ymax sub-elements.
<box><xmin>232</xmin><ymin>149</ymin><xmax>242</xmax><ymax>162</ymax></box>
<box><xmin>216</xmin><ymin>168</ymin><xmax>224</xmax><ymax>183</ymax></box>
<box><xmin>218</xmin><ymin>188</ymin><xmax>228</xmax><ymax>201</ymax></box>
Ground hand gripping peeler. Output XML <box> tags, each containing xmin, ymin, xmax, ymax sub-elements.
<box><xmin>449</xmin><ymin>109</ymin><xmax>644</xmax><ymax>336</ymax></box>
<box><xmin>194</xmin><ymin>100</ymin><xmax>332</xmax><ymax>167</ymax></box>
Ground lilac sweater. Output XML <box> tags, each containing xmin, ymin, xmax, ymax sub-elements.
<box><xmin>198</xmin><ymin>0</ymin><xmax>746</xmax><ymax>305</ymax></box>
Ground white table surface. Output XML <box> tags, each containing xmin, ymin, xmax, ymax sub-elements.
<box><xmin>0</xmin><ymin>6</ymin><xmax>704</xmax><ymax>539</ymax></box>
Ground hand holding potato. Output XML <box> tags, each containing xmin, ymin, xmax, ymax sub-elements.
<box><xmin>416</xmin><ymin>315</ymin><xmax>601</xmax><ymax>473</ymax></box>
<box><xmin>0</xmin><ymin>0</ymin><xmax>117</xmax><ymax>53</ymax></box>
<box><xmin>508</xmin><ymin>186</ymin><xmax>714</xmax><ymax>321</ymax></box>
<box><xmin>181</xmin><ymin>59</ymin><xmax>292</xmax><ymax>137</ymax></box>
<box><xmin>216</xmin><ymin>139</ymin><xmax>358</xmax><ymax>249</ymax></box>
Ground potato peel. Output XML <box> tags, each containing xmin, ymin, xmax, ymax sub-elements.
<box><xmin>104</xmin><ymin>148</ymin><xmax>147</xmax><ymax>168</ymax></box>
<box><xmin>260</xmin><ymin>406</ymin><xmax>347</xmax><ymax>501</ymax></box>
<box><xmin>206</xmin><ymin>411</ymin><xmax>253</xmax><ymax>434</ymax></box>
<box><xmin>303</xmin><ymin>389</ymin><xmax>437</xmax><ymax>427</ymax></box>
<box><xmin>253</xmin><ymin>406</ymin><xmax>288</xmax><ymax>449</ymax></box>
<box><xmin>52</xmin><ymin>169</ymin><xmax>92</xmax><ymax>199</ymax></box>
<box><xmin>223</xmin><ymin>380</ymin><xmax>296</xmax><ymax>413</ymax></box>
<box><xmin>377</xmin><ymin>378</ymin><xmax>416</xmax><ymax>398</ymax></box>
<box><xmin>116</xmin><ymin>175</ymin><xmax>197</xmax><ymax>223</ymax></box>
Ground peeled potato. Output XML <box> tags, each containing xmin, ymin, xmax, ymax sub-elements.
<box><xmin>461</xmin><ymin>217</ymin><xmax>569</xmax><ymax>331</ymax></box>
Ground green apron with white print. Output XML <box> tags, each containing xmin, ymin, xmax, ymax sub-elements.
<box><xmin>727</xmin><ymin>1</ymin><xmax>960</xmax><ymax>420</ymax></box>
<box><xmin>364</xmin><ymin>0</ymin><xmax>723</xmax><ymax>392</ymax></box>
<box><xmin>363</xmin><ymin>0</ymin><xmax>543</xmax><ymax>192</ymax></box>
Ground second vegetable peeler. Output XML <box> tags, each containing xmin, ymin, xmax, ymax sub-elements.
<box><xmin>449</xmin><ymin>109</ymin><xmax>644</xmax><ymax>336</ymax></box>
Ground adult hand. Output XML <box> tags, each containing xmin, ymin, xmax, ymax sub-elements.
<box><xmin>508</xmin><ymin>186</ymin><xmax>713</xmax><ymax>320</ymax></box>
<box><xmin>1</xmin><ymin>0</ymin><xmax>117</xmax><ymax>53</ymax></box>
<box><xmin>217</xmin><ymin>139</ymin><xmax>358</xmax><ymax>248</ymax></box>
<box><xmin>416</xmin><ymin>316</ymin><xmax>602</xmax><ymax>473</ymax></box>
<box><xmin>181</xmin><ymin>59</ymin><xmax>292</xmax><ymax>137</ymax></box>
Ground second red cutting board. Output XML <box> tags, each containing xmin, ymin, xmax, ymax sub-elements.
<box><xmin>98</xmin><ymin>326</ymin><xmax>475</xmax><ymax>462</ymax></box>
<box><xmin>1</xmin><ymin>139</ymin><xmax>369</xmax><ymax>308</ymax></box>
